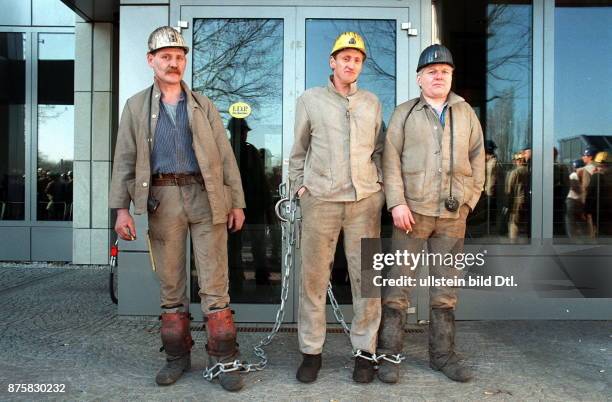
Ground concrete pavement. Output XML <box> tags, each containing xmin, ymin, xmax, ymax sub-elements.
<box><xmin>0</xmin><ymin>263</ymin><xmax>610</xmax><ymax>401</ymax></box>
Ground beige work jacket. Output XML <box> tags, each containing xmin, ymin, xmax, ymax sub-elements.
<box><xmin>109</xmin><ymin>81</ymin><xmax>245</xmax><ymax>225</ymax></box>
<box><xmin>288</xmin><ymin>78</ymin><xmax>384</xmax><ymax>201</ymax></box>
<box><xmin>383</xmin><ymin>92</ymin><xmax>485</xmax><ymax>218</ymax></box>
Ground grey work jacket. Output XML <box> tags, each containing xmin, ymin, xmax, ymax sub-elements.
<box><xmin>109</xmin><ymin>81</ymin><xmax>246</xmax><ymax>224</ymax></box>
<box><xmin>383</xmin><ymin>92</ymin><xmax>485</xmax><ymax>218</ymax></box>
<box><xmin>288</xmin><ymin>78</ymin><xmax>384</xmax><ymax>201</ymax></box>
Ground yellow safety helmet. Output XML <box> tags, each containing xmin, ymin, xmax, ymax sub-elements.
<box><xmin>594</xmin><ymin>151</ymin><xmax>611</xmax><ymax>165</ymax></box>
<box><xmin>330</xmin><ymin>32</ymin><xmax>367</xmax><ymax>59</ymax></box>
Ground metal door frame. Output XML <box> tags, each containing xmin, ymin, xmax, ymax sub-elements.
<box><xmin>0</xmin><ymin>27</ymin><xmax>74</xmax><ymax>262</ymax></box>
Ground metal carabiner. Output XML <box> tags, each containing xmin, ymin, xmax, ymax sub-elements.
<box><xmin>274</xmin><ymin>197</ymin><xmax>289</xmax><ymax>222</ymax></box>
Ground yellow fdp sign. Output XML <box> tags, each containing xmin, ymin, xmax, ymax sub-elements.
<box><xmin>229</xmin><ymin>102</ymin><xmax>251</xmax><ymax>119</ymax></box>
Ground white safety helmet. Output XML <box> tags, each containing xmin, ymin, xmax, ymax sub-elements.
<box><xmin>147</xmin><ymin>26</ymin><xmax>189</xmax><ymax>54</ymax></box>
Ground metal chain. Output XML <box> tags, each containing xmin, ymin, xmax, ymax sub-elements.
<box><xmin>327</xmin><ymin>282</ymin><xmax>405</xmax><ymax>365</ymax></box>
<box><xmin>353</xmin><ymin>349</ymin><xmax>405</xmax><ymax>365</ymax></box>
<box><xmin>326</xmin><ymin>282</ymin><xmax>350</xmax><ymax>335</ymax></box>
<box><xmin>203</xmin><ymin>182</ymin><xmax>298</xmax><ymax>381</ymax></box>
<box><xmin>203</xmin><ymin>182</ymin><xmax>403</xmax><ymax>381</ymax></box>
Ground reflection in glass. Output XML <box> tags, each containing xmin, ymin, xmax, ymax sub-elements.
<box><xmin>306</xmin><ymin>19</ymin><xmax>397</xmax><ymax>304</ymax></box>
<box><xmin>0</xmin><ymin>33</ymin><xmax>26</xmax><ymax>221</ymax></box>
<box><xmin>436</xmin><ymin>1</ymin><xmax>533</xmax><ymax>243</ymax></box>
<box><xmin>37</xmin><ymin>33</ymin><xmax>74</xmax><ymax>221</ymax></box>
<box><xmin>191</xmin><ymin>19</ymin><xmax>284</xmax><ymax>303</ymax></box>
<box><xmin>553</xmin><ymin>3</ymin><xmax>612</xmax><ymax>243</ymax></box>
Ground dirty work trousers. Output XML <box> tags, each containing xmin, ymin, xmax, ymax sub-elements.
<box><xmin>148</xmin><ymin>182</ymin><xmax>230</xmax><ymax>314</ymax></box>
<box><xmin>298</xmin><ymin>190</ymin><xmax>385</xmax><ymax>354</ymax></box>
<box><xmin>382</xmin><ymin>204</ymin><xmax>470</xmax><ymax>311</ymax></box>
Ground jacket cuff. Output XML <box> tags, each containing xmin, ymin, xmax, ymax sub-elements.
<box><xmin>290</xmin><ymin>177</ymin><xmax>304</xmax><ymax>197</ymax></box>
<box><xmin>467</xmin><ymin>193</ymin><xmax>480</xmax><ymax>211</ymax></box>
<box><xmin>386</xmin><ymin>194</ymin><xmax>407</xmax><ymax>212</ymax></box>
<box><xmin>109</xmin><ymin>199</ymin><xmax>131</xmax><ymax>210</ymax></box>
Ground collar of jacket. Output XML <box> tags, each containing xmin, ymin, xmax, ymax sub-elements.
<box><xmin>150</xmin><ymin>80</ymin><xmax>198</xmax><ymax>139</ymax></box>
<box><xmin>415</xmin><ymin>91</ymin><xmax>465</xmax><ymax>111</ymax></box>
<box><xmin>326</xmin><ymin>75</ymin><xmax>359</xmax><ymax>98</ymax></box>
<box><xmin>151</xmin><ymin>80</ymin><xmax>200</xmax><ymax>109</ymax></box>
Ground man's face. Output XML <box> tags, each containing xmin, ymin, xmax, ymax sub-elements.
<box><xmin>523</xmin><ymin>149</ymin><xmax>532</xmax><ymax>162</ymax></box>
<box><xmin>417</xmin><ymin>63</ymin><xmax>453</xmax><ymax>100</ymax></box>
<box><xmin>330</xmin><ymin>48</ymin><xmax>364</xmax><ymax>86</ymax></box>
<box><xmin>147</xmin><ymin>47</ymin><xmax>186</xmax><ymax>85</ymax></box>
<box><xmin>582</xmin><ymin>155</ymin><xmax>593</xmax><ymax>164</ymax></box>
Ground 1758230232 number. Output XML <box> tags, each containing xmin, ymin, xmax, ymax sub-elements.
<box><xmin>8</xmin><ymin>384</ymin><xmax>66</xmax><ymax>393</ymax></box>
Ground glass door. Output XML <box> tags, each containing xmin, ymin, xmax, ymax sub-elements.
<box><xmin>295</xmin><ymin>7</ymin><xmax>411</xmax><ymax>323</ymax></box>
<box><xmin>181</xmin><ymin>6</ymin><xmax>296</xmax><ymax>322</ymax></box>
<box><xmin>180</xmin><ymin>5</ymin><xmax>411</xmax><ymax>323</ymax></box>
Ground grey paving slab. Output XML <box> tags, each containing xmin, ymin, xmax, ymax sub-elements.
<box><xmin>0</xmin><ymin>263</ymin><xmax>610</xmax><ymax>401</ymax></box>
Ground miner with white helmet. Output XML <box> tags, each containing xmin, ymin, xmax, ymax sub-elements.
<box><xmin>109</xmin><ymin>26</ymin><xmax>246</xmax><ymax>391</ymax></box>
<box><xmin>288</xmin><ymin>31</ymin><xmax>385</xmax><ymax>383</ymax></box>
<box><xmin>378</xmin><ymin>44</ymin><xmax>485</xmax><ymax>383</ymax></box>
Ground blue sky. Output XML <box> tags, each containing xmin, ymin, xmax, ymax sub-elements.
<box><xmin>554</xmin><ymin>7</ymin><xmax>612</xmax><ymax>142</ymax></box>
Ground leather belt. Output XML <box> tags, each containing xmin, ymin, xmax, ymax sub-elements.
<box><xmin>151</xmin><ymin>173</ymin><xmax>203</xmax><ymax>186</ymax></box>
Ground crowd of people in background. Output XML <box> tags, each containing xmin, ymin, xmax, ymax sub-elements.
<box><xmin>37</xmin><ymin>168</ymin><xmax>73</xmax><ymax>221</ymax></box>
<box><xmin>564</xmin><ymin>148</ymin><xmax>611</xmax><ymax>239</ymax></box>
<box><xmin>473</xmin><ymin>142</ymin><xmax>611</xmax><ymax>241</ymax></box>
<box><xmin>0</xmin><ymin>167</ymin><xmax>73</xmax><ymax>221</ymax></box>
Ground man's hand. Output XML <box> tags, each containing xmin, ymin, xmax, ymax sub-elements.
<box><xmin>391</xmin><ymin>204</ymin><xmax>415</xmax><ymax>233</ymax></box>
<box><xmin>297</xmin><ymin>186</ymin><xmax>306</xmax><ymax>198</ymax></box>
<box><xmin>227</xmin><ymin>208</ymin><xmax>245</xmax><ymax>232</ymax></box>
<box><xmin>115</xmin><ymin>208</ymin><xmax>137</xmax><ymax>240</ymax></box>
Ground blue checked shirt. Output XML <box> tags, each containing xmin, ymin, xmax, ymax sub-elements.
<box><xmin>151</xmin><ymin>92</ymin><xmax>200</xmax><ymax>174</ymax></box>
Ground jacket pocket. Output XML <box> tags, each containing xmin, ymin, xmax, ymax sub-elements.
<box><xmin>306</xmin><ymin>160</ymin><xmax>332</xmax><ymax>193</ymax></box>
<box><xmin>223</xmin><ymin>185</ymin><xmax>233</xmax><ymax>214</ymax></box>
<box><xmin>310</xmin><ymin>161</ymin><xmax>330</xmax><ymax>177</ymax></box>
<box><xmin>462</xmin><ymin>176</ymin><xmax>474</xmax><ymax>204</ymax></box>
<box><xmin>402</xmin><ymin>171</ymin><xmax>426</xmax><ymax>201</ymax></box>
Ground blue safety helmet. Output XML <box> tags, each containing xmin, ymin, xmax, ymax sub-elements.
<box><xmin>572</xmin><ymin>159</ymin><xmax>585</xmax><ymax>169</ymax></box>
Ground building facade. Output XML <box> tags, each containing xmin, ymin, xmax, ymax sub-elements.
<box><xmin>1</xmin><ymin>0</ymin><xmax>611</xmax><ymax>321</ymax></box>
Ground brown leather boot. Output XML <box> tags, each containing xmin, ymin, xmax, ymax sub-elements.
<box><xmin>376</xmin><ymin>305</ymin><xmax>406</xmax><ymax>384</ymax></box>
<box><xmin>429</xmin><ymin>308</ymin><xmax>473</xmax><ymax>382</ymax></box>
<box><xmin>205</xmin><ymin>307</ymin><xmax>244</xmax><ymax>392</ymax></box>
<box><xmin>156</xmin><ymin>312</ymin><xmax>193</xmax><ymax>386</ymax></box>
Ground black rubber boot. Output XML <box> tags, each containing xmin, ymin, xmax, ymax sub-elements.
<box><xmin>156</xmin><ymin>354</ymin><xmax>191</xmax><ymax>385</ymax></box>
<box><xmin>155</xmin><ymin>312</ymin><xmax>193</xmax><ymax>386</ymax></box>
<box><xmin>429</xmin><ymin>308</ymin><xmax>473</xmax><ymax>382</ymax></box>
<box><xmin>296</xmin><ymin>353</ymin><xmax>322</xmax><ymax>383</ymax></box>
<box><xmin>376</xmin><ymin>305</ymin><xmax>406</xmax><ymax>384</ymax></box>
<box><xmin>353</xmin><ymin>353</ymin><xmax>375</xmax><ymax>383</ymax></box>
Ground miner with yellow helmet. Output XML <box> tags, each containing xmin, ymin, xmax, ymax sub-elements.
<box><xmin>330</xmin><ymin>31</ymin><xmax>367</xmax><ymax>59</ymax></box>
<box><xmin>288</xmin><ymin>31</ymin><xmax>384</xmax><ymax>383</ymax></box>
